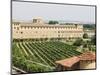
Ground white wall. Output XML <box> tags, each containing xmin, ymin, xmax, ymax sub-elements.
<box><xmin>80</xmin><ymin>61</ymin><xmax>96</xmax><ymax>69</ymax></box>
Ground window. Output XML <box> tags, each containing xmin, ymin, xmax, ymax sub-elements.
<box><xmin>31</xmin><ymin>27</ymin><xmax>33</xmax><ymax>29</ymax></box>
<box><xmin>40</xmin><ymin>27</ymin><xmax>42</xmax><ymax>29</ymax></box>
<box><xmin>21</xmin><ymin>32</ymin><xmax>23</xmax><ymax>34</ymax></box>
<box><xmin>24</xmin><ymin>27</ymin><xmax>26</xmax><ymax>29</ymax></box>
<box><xmin>46</xmin><ymin>27</ymin><xmax>48</xmax><ymax>29</ymax></box>
<box><xmin>21</xmin><ymin>27</ymin><xmax>23</xmax><ymax>29</ymax></box>
<box><xmin>28</xmin><ymin>27</ymin><xmax>30</xmax><ymax>29</ymax></box>
<box><xmin>43</xmin><ymin>27</ymin><xmax>45</xmax><ymax>29</ymax></box>
<box><xmin>37</xmin><ymin>27</ymin><xmax>39</xmax><ymax>29</ymax></box>
<box><xmin>55</xmin><ymin>27</ymin><xmax>57</xmax><ymax>29</ymax></box>
<box><xmin>17</xmin><ymin>27</ymin><xmax>19</xmax><ymax>30</ymax></box>
<box><xmin>58</xmin><ymin>31</ymin><xmax>60</xmax><ymax>33</ymax></box>
<box><xmin>58</xmin><ymin>35</ymin><xmax>60</xmax><ymax>37</ymax></box>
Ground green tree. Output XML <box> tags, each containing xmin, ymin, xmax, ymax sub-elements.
<box><xmin>48</xmin><ymin>20</ymin><xmax>59</xmax><ymax>24</ymax></box>
<box><xmin>83</xmin><ymin>41</ymin><xmax>88</xmax><ymax>48</ymax></box>
<box><xmin>91</xmin><ymin>35</ymin><xmax>96</xmax><ymax>45</ymax></box>
<box><xmin>44</xmin><ymin>38</ymin><xmax>48</xmax><ymax>41</ymax></box>
<box><xmin>73</xmin><ymin>38</ymin><xmax>83</xmax><ymax>46</ymax></box>
<box><xmin>83</xmin><ymin>33</ymin><xmax>88</xmax><ymax>39</ymax></box>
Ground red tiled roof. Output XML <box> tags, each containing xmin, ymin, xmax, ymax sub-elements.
<box><xmin>55</xmin><ymin>51</ymin><xmax>96</xmax><ymax>67</ymax></box>
<box><xmin>55</xmin><ymin>56</ymin><xmax>80</xmax><ymax>67</ymax></box>
<box><xmin>78</xmin><ymin>51</ymin><xmax>96</xmax><ymax>61</ymax></box>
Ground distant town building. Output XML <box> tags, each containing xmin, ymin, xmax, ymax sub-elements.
<box><xmin>12</xmin><ymin>17</ymin><xmax>84</xmax><ymax>39</ymax></box>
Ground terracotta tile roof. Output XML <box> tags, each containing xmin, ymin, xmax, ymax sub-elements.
<box><xmin>55</xmin><ymin>51</ymin><xmax>96</xmax><ymax>67</ymax></box>
<box><xmin>55</xmin><ymin>56</ymin><xmax>80</xmax><ymax>67</ymax></box>
<box><xmin>78</xmin><ymin>51</ymin><xmax>96</xmax><ymax>61</ymax></box>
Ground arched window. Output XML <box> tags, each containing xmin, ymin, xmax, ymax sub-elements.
<box><xmin>17</xmin><ymin>27</ymin><xmax>19</xmax><ymax>30</ymax></box>
<box><xmin>20</xmin><ymin>31</ymin><xmax>23</xmax><ymax>34</ymax></box>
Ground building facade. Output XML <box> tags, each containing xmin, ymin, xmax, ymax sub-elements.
<box><xmin>12</xmin><ymin>17</ymin><xmax>84</xmax><ymax>39</ymax></box>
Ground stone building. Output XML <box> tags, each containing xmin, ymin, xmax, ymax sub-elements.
<box><xmin>12</xmin><ymin>17</ymin><xmax>83</xmax><ymax>39</ymax></box>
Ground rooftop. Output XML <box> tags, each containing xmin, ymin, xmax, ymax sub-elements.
<box><xmin>78</xmin><ymin>51</ymin><xmax>96</xmax><ymax>61</ymax></box>
<box><xmin>55</xmin><ymin>51</ymin><xmax>96</xmax><ymax>67</ymax></box>
<box><xmin>55</xmin><ymin>56</ymin><xmax>80</xmax><ymax>67</ymax></box>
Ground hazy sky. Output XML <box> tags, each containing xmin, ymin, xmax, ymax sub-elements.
<box><xmin>12</xmin><ymin>1</ymin><xmax>95</xmax><ymax>24</ymax></box>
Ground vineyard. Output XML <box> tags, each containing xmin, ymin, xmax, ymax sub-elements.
<box><xmin>12</xmin><ymin>41</ymin><xmax>81</xmax><ymax>73</ymax></box>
